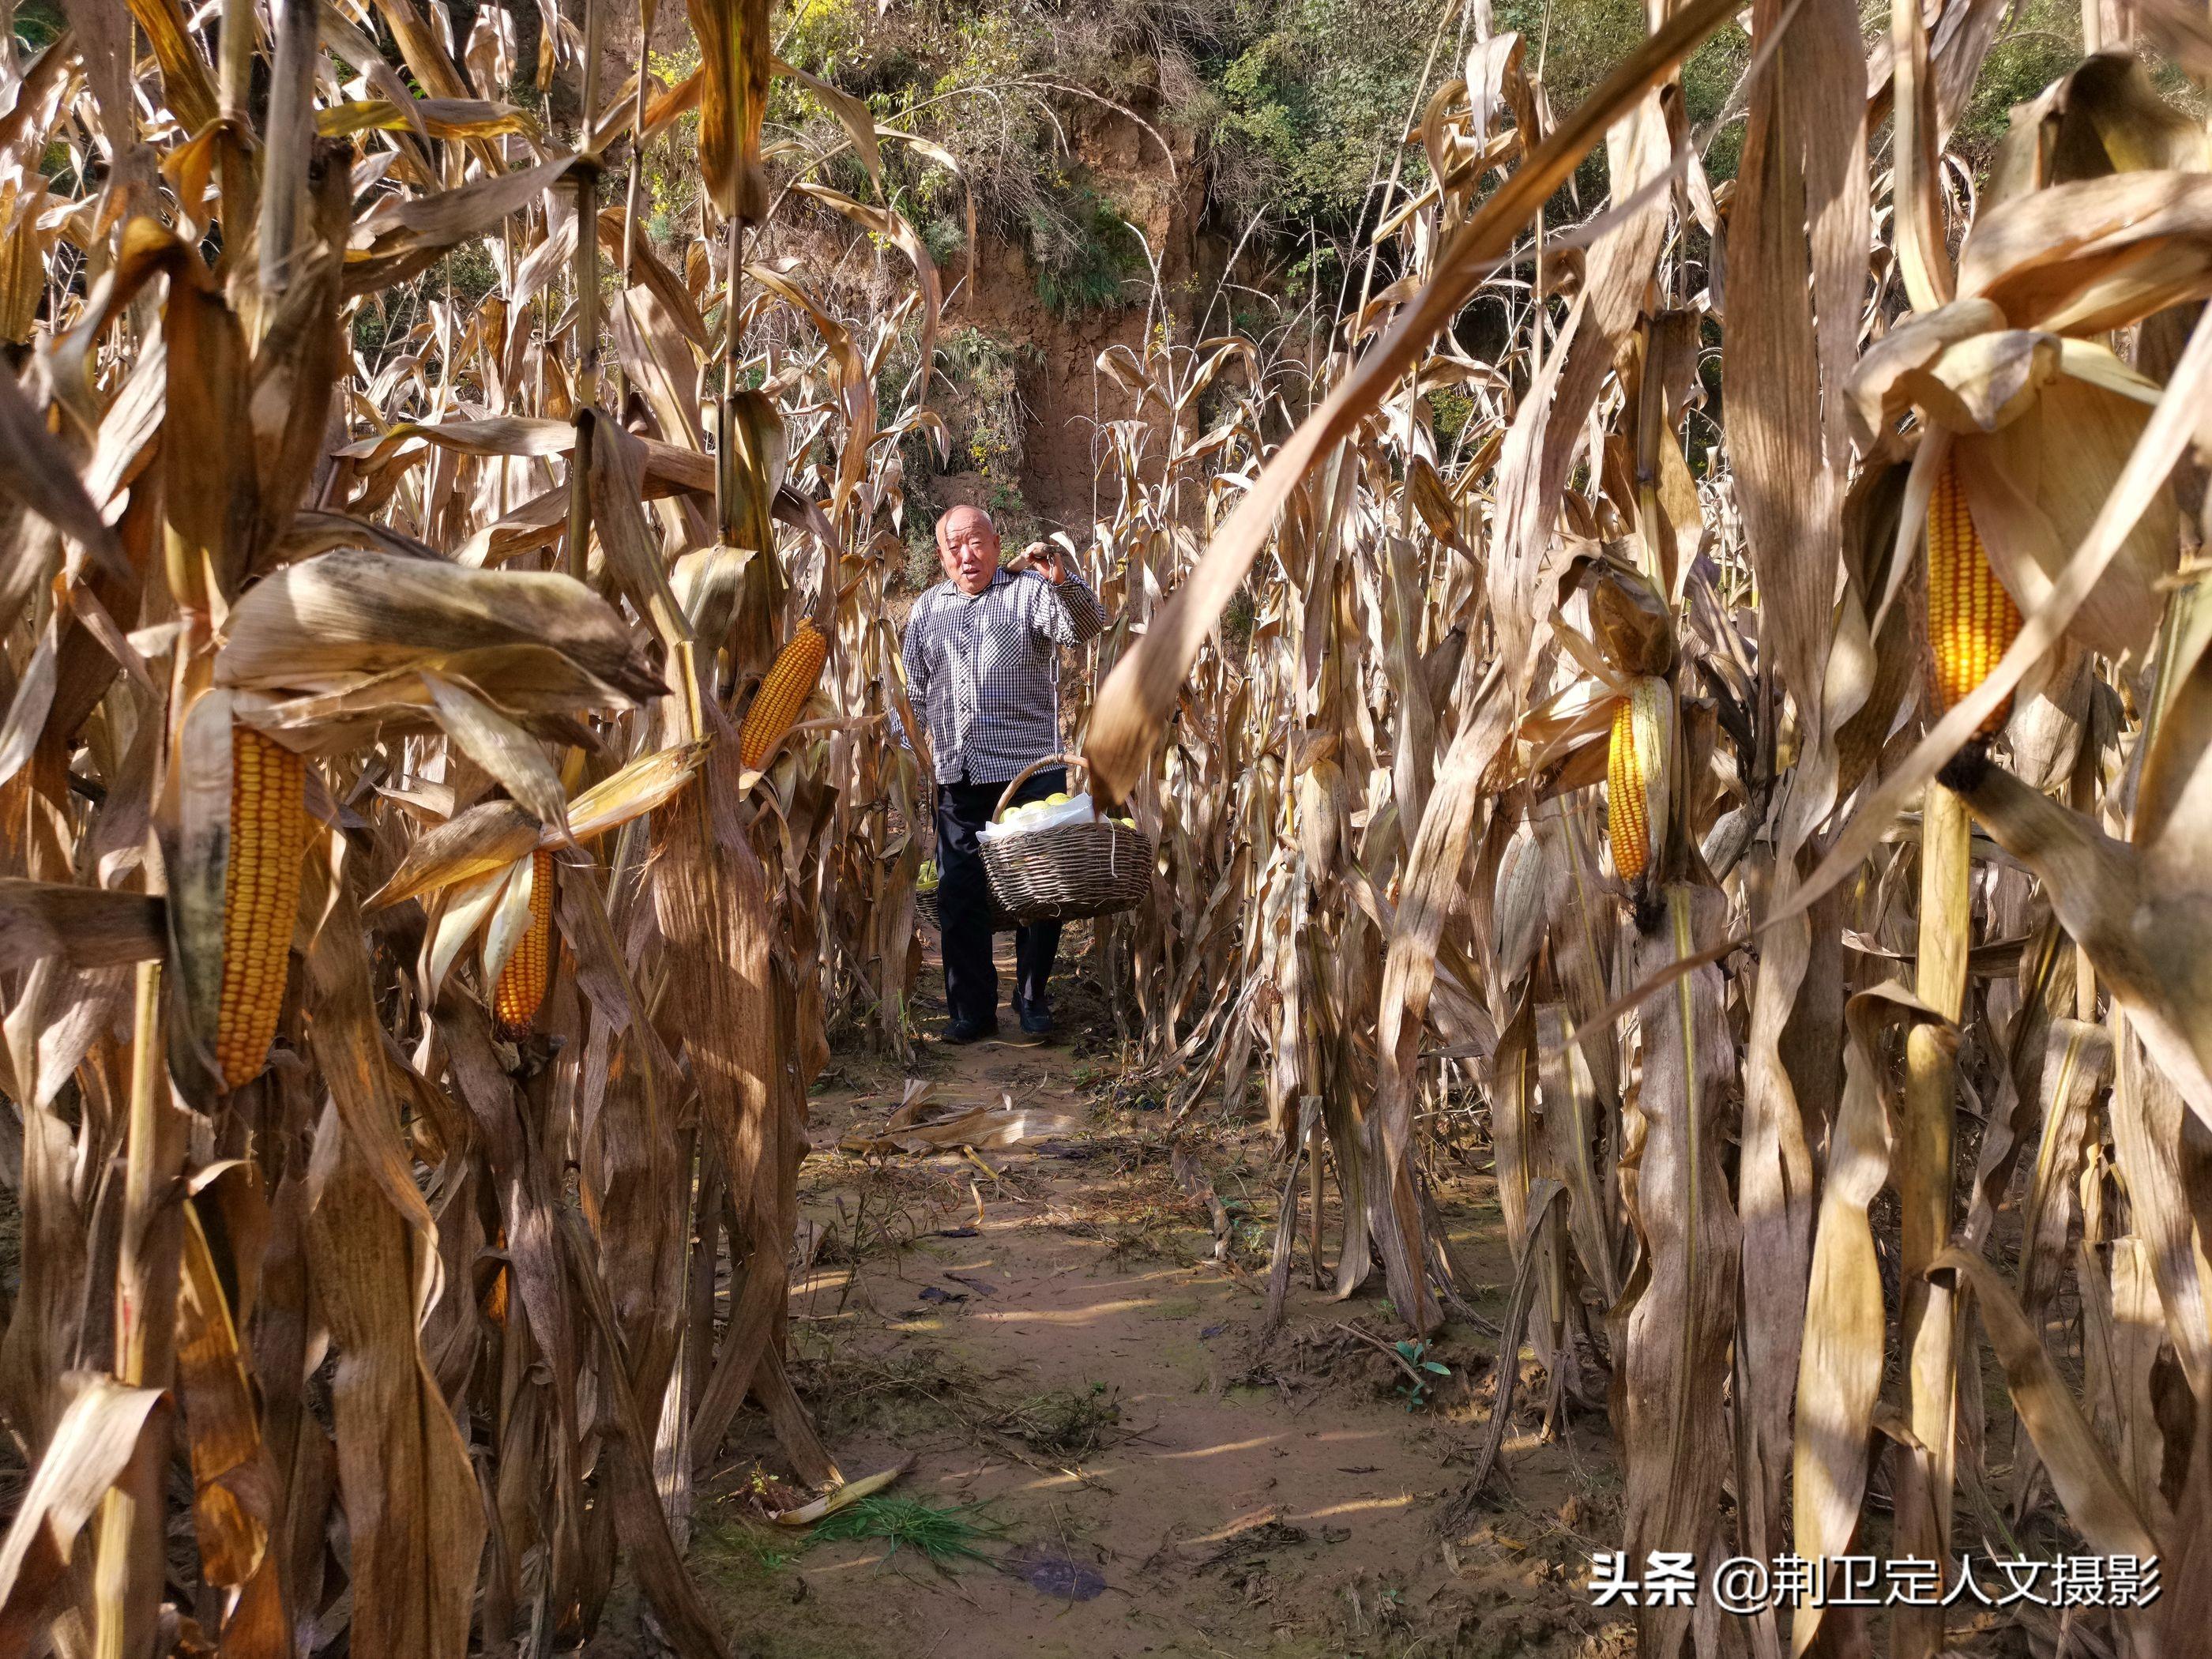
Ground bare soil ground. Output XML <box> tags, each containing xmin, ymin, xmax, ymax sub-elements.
<box><xmin>590</xmin><ymin>940</ymin><xmax>1634</xmax><ymax>1659</ymax></box>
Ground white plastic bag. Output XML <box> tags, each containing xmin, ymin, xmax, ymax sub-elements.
<box><xmin>980</xmin><ymin>791</ymin><xmax>1098</xmax><ymax>841</ymax></box>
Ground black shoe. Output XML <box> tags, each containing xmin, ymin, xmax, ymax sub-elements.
<box><xmin>941</xmin><ymin>1018</ymin><xmax>999</xmax><ymax>1045</ymax></box>
<box><xmin>1014</xmin><ymin>996</ymin><xmax>1053</xmax><ymax>1037</ymax></box>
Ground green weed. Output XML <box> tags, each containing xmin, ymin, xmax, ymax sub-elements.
<box><xmin>806</xmin><ymin>1495</ymin><xmax>1008</xmax><ymax>1571</ymax></box>
<box><xmin>1394</xmin><ymin>1338</ymin><xmax>1451</xmax><ymax>1410</ymax></box>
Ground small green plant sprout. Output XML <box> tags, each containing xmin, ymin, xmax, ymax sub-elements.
<box><xmin>748</xmin><ymin>1539</ymin><xmax>790</xmax><ymax>1571</ymax></box>
<box><xmin>1394</xmin><ymin>1339</ymin><xmax>1451</xmax><ymax>1410</ymax></box>
<box><xmin>806</xmin><ymin>1494</ymin><xmax>1008</xmax><ymax>1576</ymax></box>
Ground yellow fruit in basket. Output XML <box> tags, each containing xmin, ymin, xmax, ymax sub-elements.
<box><xmin>1045</xmin><ymin>792</ymin><xmax>1070</xmax><ymax>805</ymax></box>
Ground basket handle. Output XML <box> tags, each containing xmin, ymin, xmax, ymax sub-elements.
<box><xmin>992</xmin><ymin>752</ymin><xmax>1088</xmax><ymax>821</ymax></box>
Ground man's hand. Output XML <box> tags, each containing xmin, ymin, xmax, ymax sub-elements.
<box><xmin>1020</xmin><ymin>540</ymin><xmax>1068</xmax><ymax>585</ymax></box>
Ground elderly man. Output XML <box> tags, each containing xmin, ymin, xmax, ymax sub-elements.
<box><xmin>903</xmin><ymin>505</ymin><xmax>1108</xmax><ymax>1042</ymax></box>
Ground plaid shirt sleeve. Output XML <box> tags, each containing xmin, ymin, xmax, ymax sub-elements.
<box><xmin>1031</xmin><ymin>567</ymin><xmax>1105</xmax><ymax>646</ymax></box>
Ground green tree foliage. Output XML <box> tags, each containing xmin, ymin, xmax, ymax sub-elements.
<box><xmin>1206</xmin><ymin>0</ymin><xmax>1439</xmax><ymax>228</ymax></box>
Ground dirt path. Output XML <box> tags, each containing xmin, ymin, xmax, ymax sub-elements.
<box><xmin>592</xmin><ymin>947</ymin><xmax>1631</xmax><ymax>1659</ymax></box>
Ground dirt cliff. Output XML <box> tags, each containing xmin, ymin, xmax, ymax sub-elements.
<box><xmin>592</xmin><ymin>11</ymin><xmax>1221</xmax><ymax>535</ymax></box>
<box><xmin>920</xmin><ymin>96</ymin><xmax>1217</xmax><ymax>535</ymax></box>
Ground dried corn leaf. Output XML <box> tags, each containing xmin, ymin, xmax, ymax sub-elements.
<box><xmin>0</xmin><ymin>1374</ymin><xmax>163</xmax><ymax>1647</ymax></box>
<box><xmin>559</xmin><ymin>742</ymin><xmax>708</xmax><ymax>845</ymax></box>
<box><xmin>478</xmin><ymin>850</ymin><xmax>541</xmax><ymax>988</ymax></box>
<box><xmin>1962</xmin><ymin>170</ymin><xmax>2212</xmax><ymax>335</ymax></box>
<box><xmin>716</xmin><ymin>388</ymin><xmax>786</xmax><ymax>555</ymax></box>
<box><xmin>344</xmin><ymin>156</ymin><xmax>578</xmax><ymax>297</ymax></box>
<box><xmin>216</xmin><ymin>550</ymin><xmax>664</xmax><ymax>705</ymax></box>
<box><xmin>1934</xmin><ymin>1247</ymin><xmax>2161</xmax><ymax>1557</ymax></box>
<box><xmin>175</xmin><ymin>1198</ymin><xmax>275</xmax><ymax>1589</ymax></box>
<box><xmin>367</xmin><ymin>799</ymin><xmax>542</xmax><ymax>909</ymax></box>
<box><xmin>424</xmin><ymin>862</ymin><xmax>513</xmax><ymax>999</ymax></box>
<box><xmin>1945</xmin><ymin>751</ymin><xmax>2212</xmax><ymax>1134</ymax></box>
<box><xmin>419</xmin><ymin>672</ymin><xmax>572</xmax><ymax>833</ymax></box>
<box><xmin>840</xmin><ymin>1102</ymin><xmax>1083</xmax><ymax>1155</ymax></box>
<box><xmin>1620</xmin><ymin>885</ymin><xmax>1740</xmax><ymax>1659</ymax></box>
<box><xmin>1083</xmin><ymin>0</ymin><xmax>1744</xmax><ymax>797</ymax></box>
<box><xmin>768</xmin><ymin>1458</ymin><xmax>914</xmax><ymax>1525</ymax></box>
<box><xmin>773</xmin><ymin>58</ymin><xmax>882</xmax><ymax>185</ymax></box>
<box><xmin>0</xmin><ymin>363</ymin><xmax>126</xmax><ymax>580</ymax></box>
<box><xmin>688</xmin><ymin>0</ymin><xmax>771</xmax><ymax>223</ymax></box>
<box><xmin>1793</xmin><ymin>984</ymin><xmax>1948</xmax><ymax>1657</ymax></box>
<box><xmin>301</xmin><ymin>845</ymin><xmax>485</xmax><ymax>1659</ymax></box>
<box><xmin>0</xmin><ymin>879</ymin><xmax>165</xmax><ymax>972</ymax></box>
<box><xmin>318</xmin><ymin>96</ymin><xmax>544</xmax><ymax>142</ymax></box>
<box><xmin>2017</xmin><ymin>1018</ymin><xmax>2112</xmax><ymax>1319</ymax></box>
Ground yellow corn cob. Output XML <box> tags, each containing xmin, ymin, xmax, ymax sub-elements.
<box><xmin>739</xmin><ymin>621</ymin><xmax>829</xmax><ymax>769</ymax></box>
<box><xmin>493</xmin><ymin>849</ymin><xmax>555</xmax><ymax>1036</ymax></box>
<box><xmin>1607</xmin><ymin>676</ymin><xmax>1671</xmax><ymax>886</ymax></box>
<box><xmin>1927</xmin><ymin>448</ymin><xmax>2022</xmax><ymax>738</ymax></box>
<box><xmin>1608</xmin><ymin>702</ymin><xmax>1650</xmax><ymax>882</ymax></box>
<box><xmin>215</xmin><ymin>728</ymin><xmax>311</xmax><ymax>1088</ymax></box>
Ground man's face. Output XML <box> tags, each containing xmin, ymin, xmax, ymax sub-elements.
<box><xmin>937</xmin><ymin>509</ymin><xmax>1000</xmax><ymax>596</ymax></box>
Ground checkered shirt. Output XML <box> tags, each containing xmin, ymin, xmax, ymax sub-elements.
<box><xmin>901</xmin><ymin>564</ymin><xmax>1107</xmax><ymax>784</ymax></box>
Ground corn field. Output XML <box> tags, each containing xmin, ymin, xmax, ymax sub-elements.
<box><xmin>0</xmin><ymin>0</ymin><xmax>2207</xmax><ymax>1653</ymax></box>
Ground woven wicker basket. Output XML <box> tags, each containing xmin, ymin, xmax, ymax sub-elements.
<box><xmin>979</xmin><ymin>754</ymin><xmax>1150</xmax><ymax>926</ymax></box>
<box><xmin>915</xmin><ymin>883</ymin><xmax>1013</xmax><ymax>934</ymax></box>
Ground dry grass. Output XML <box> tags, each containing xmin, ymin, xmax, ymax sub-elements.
<box><xmin>994</xmin><ymin>1385</ymin><xmax>1126</xmax><ymax>1458</ymax></box>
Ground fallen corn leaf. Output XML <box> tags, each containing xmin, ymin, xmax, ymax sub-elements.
<box><xmin>768</xmin><ymin>1458</ymin><xmax>915</xmax><ymax>1526</ymax></box>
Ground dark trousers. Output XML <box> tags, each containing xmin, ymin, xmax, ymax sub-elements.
<box><xmin>936</xmin><ymin>766</ymin><xmax>1066</xmax><ymax>1029</ymax></box>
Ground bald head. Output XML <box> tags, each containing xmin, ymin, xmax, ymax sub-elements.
<box><xmin>935</xmin><ymin>506</ymin><xmax>1001</xmax><ymax>596</ymax></box>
